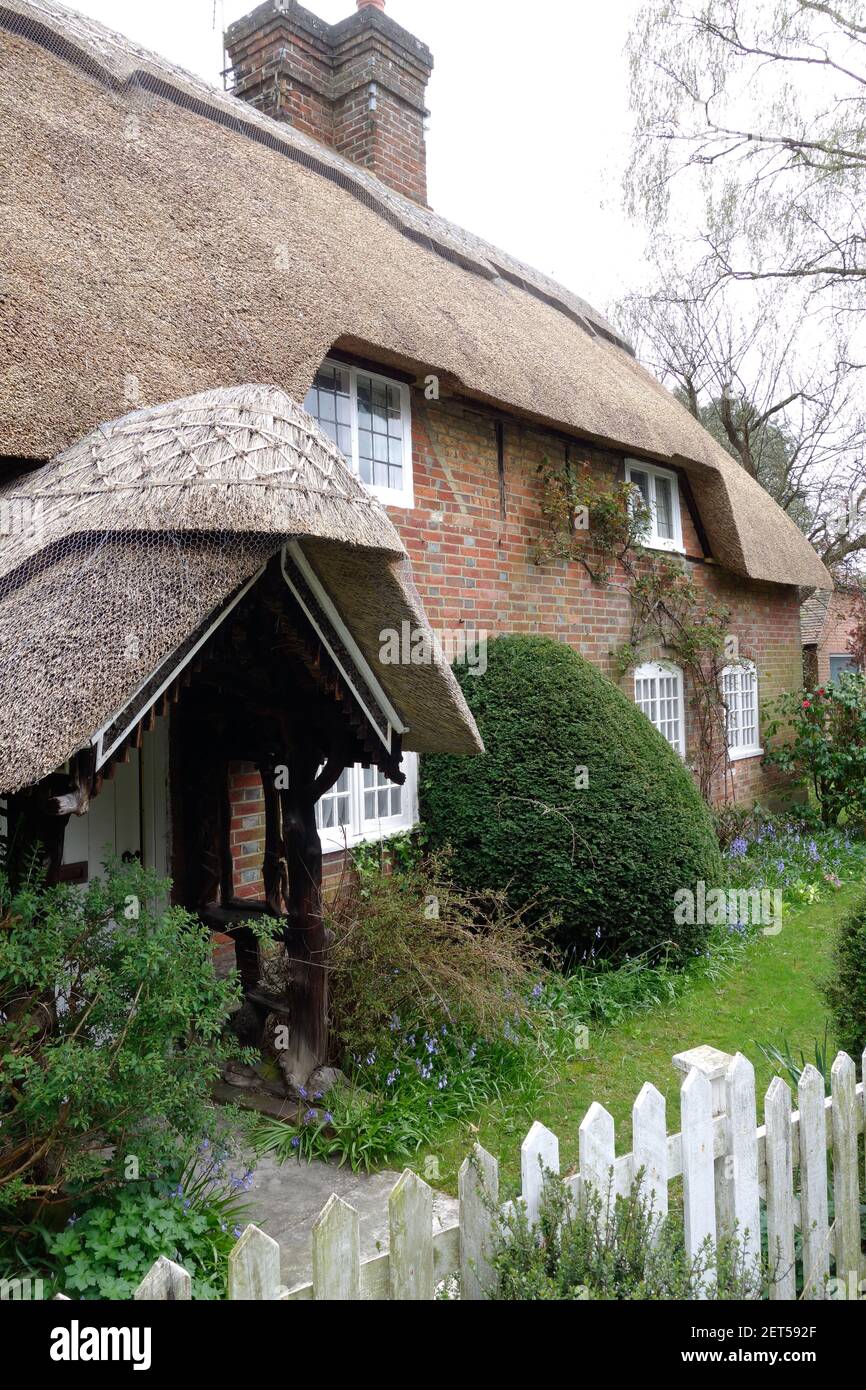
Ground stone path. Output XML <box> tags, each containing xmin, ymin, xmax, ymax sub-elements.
<box><xmin>245</xmin><ymin>1151</ymin><xmax>458</xmax><ymax>1291</ymax></box>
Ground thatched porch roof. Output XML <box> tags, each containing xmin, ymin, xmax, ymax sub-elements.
<box><xmin>0</xmin><ymin>0</ymin><xmax>830</xmax><ymax>591</ymax></box>
<box><xmin>0</xmin><ymin>385</ymin><xmax>483</xmax><ymax>793</ymax></box>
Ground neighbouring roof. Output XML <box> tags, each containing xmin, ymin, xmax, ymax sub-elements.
<box><xmin>0</xmin><ymin>385</ymin><xmax>483</xmax><ymax>793</ymax></box>
<box><xmin>0</xmin><ymin>0</ymin><xmax>830</xmax><ymax>590</ymax></box>
<box><xmin>800</xmin><ymin>587</ymin><xmax>866</xmax><ymax>650</ymax></box>
<box><xmin>800</xmin><ymin>589</ymin><xmax>832</xmax><ymax>646</ymax></box>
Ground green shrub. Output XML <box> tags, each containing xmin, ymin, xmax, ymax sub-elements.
<box><xmin>489</xmin><ymin>1166</ymin><xmax>764</xmax><ymax>1300</ymax></box>
<box><xmin>420</xmin><ymin>634</ymin><xmax>723</xmax><ymax>965</ymax></box>
<box><xmin>325</xmin><ymin>848</ymin><xmax>543</xmax><ymax>1058</ymax></box>
<box><xmin>0</xmin><ymin>858</ymin><xmax>241</xmax><ymax>1222</ymax></box>
<box><xmin>764</xmin><ymin>675</ymin><xmax>866</xmax><ymax>827</ymax></box>
<box><xmin>253</xmin><ymin>851</ymin><xmax>550</xmax><ymax>1170</ymax></box>
<box><xmin>38</xmin><ymin>1146</ymin><xmax>254</xmax><ymax>1300</ymax></box>
<box><xmin>823</xmin><ymin>891</ymin><xmax>866</xmax><ymax>1057</ymax></box>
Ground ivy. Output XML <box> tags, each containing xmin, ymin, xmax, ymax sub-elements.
<box><xmin>535</xmin><ymin>457</ymin><xmax>736</xmax><ymax>802</ymax></box>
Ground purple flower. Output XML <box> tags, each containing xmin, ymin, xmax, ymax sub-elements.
<box><xmin>729</xmin><ymin>837</ymin><xmax>748</xmax><ymax>858</ymax></box>
<box><xmin>531</xmin><ymin>983</ymin><xmax>543</xmax><ymax>999</ymax></box>
<box><xmin>290</xmin><ymin>1136</ymin><xmax>300</xmax><ymax>1149</ymax></box>
<box><xmin>303</xmin><ymin>1108</ymin><xmax>318</xmax><ymax>1124</ymax></box>
<box><xmin>807</xmin><ymin>839</ymin><xmax>820</xmax><ymax>862</ymax></box>
<box><xmin>233</xmin><ymin>1226</ymin><xmax>243</xmax><ymax>1239</ymax></box>
<box><xmin>323</xmin><ymin>1112</ymin><xmax>334</xmax><ymax>1125</ymax></box>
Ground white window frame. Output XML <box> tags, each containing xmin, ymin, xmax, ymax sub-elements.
<box><xmin>316</xmin><ymin>753</ymin><xmax>419</xmax><ymax>853</ymax></box>
<box><xmin>721</xmin><ymin>660</ymin><xmax>762</xmax><ymax>760</ymax></box>
<box><xmin>624</xmin><ymin>459</ymin><xmax>684</xmax><ymax>553</ymax></box>
<box><xmin>304</xmin><ymin>357</ymin><xmax>414</xmax><ymax>509</ymax></box>
<box><xmin>634</xmin><ymin>660</ymin><xmax>686</xmax><ymax>756</ymax></box>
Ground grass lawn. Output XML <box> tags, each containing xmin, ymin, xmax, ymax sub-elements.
<box><xmin>425</xmin><ymin>882</ymin><xmax>860</xmax><ymax>1199</ymax></box>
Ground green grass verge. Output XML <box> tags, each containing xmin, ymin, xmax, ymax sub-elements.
<box><xmin>424</xmin><ymin>883</ymin><xmax>860</xmax><ymax>1199</ymax></box>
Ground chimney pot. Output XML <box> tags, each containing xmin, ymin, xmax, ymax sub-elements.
<box><xmin>357</xmin><ymin>0</ymin><xmax>386</xmax><ymax>9</ymax></box>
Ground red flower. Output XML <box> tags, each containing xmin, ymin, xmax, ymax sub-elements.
<box><xmin>802</xmin><ymin>700</ymin><xmax>811</xmax><ymax>709</ymax></box>
<box><xmin>817</xmin><ymin>688</ymin><xmax>825</xmax><ymax>697</ymax></box>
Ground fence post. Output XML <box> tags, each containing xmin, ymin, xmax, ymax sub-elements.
<box><xmin>680</xmin><ymin>1067</ymin><xmax>716</xmax><ymax>1296</ymax></box>
<box><xmin>389</xmin><ymin>1169</ymin><xmax>434</xmax><ymax>1300</ymax></box>
<box><xmin>673</xmin><ymin>1044</ymin><xmax>734</xmax><ymax>1237</ymax></box>
<box><xmin>724</xmin><ymin>1052</ymin><xmax>761</xmax><ymax>1276</ymax></box>
<box><xmin>312</xmin><ymin>1195</ymin><xmax>361</xmax><ymax>1301</ymax></box>
<box><xmin>134</xmin><ymin>1255</ymin><xmax>191</xmax><ymax>1301</ymax></box>
<box><xmin>830</xmin><ymin>1051</ymin><xmax>861</xmax><ymax>1290</ymax></box>
<box><xmin>798</xmin><ymin>1062</ymin><xmax>830</xmax><ymax>1300</ymax></box>
<box><xmin>459</xmin><ymin>1143</ymin><xmax>499</xmax><ymax>1301</ymax></box>
<box><xmin>632</xmin><ymin>1083</ymin><xmax>668</xmax><ymax>1233</ymax></box>
<box><xmin>228</xmin><ymin>1224</ymin><xmax>282</xmax><ymax>1301</ymax></box>
<box><xmin>520</xmin><ymin>1121</ymin><xmax>559</xmax><ymax>1227</ymax></box>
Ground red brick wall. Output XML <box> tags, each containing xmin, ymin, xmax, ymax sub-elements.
<box><xmin>812</xmin><ymin>591</ymin><xmax>865</xmax><ymax>687</ymax></box>
<box><xmin>225</xmin><ymin>378</ymin><xmax>806</xmax><ymax>901</ymax></box>
<box><xmin>389</xmin><ymin>388</ymin><xmax>802</xmax><ymax>808</ymax></box>
<box><xmin>228</xmin><ymin>763</ymin><xmax>266</xmax><ymax>902</ymax></box>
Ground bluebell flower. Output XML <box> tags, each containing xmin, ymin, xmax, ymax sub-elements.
<box><xmin>323</xmin><ymin>1112</ymin><xmax>334</xmax><ymax>1125</ymax></box>
<box><xmin>531</xmin><ymin>983</ymin><xmax>543</xmax><ymax>999</ymax></box>
<box><xmin>290</xmin><ymin>1136</ymin><xmax>300</xmax><ymax>1150</ymax></box>
<box><xmin>729</xmin><ymin>837</ymin><xmax>748</xmax><ymax>858</ymax></box>
<box><xmin>303</xmin><ymin>1108</ymin><xmax>318</xmax><ymax>1124</ymax></box>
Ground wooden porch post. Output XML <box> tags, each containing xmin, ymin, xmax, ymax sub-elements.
<box><xmin>276</xmin><ymin>749</ymin><xmax>342</xmax><ymax>1092</ymax></box>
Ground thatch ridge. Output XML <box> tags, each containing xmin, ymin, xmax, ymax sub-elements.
<box><xmin>0</xmin><ymin>0</ymin><xmax>830</xmax><ymax>590</ymax></box>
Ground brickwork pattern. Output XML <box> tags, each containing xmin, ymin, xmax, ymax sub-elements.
<box><xmin>225</xmin><ymin>383</ymin><xmax>807</xmax><ymax>902</ymax></box>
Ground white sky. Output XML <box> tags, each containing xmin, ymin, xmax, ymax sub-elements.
<box><xmin>62</xmin><ymin>0</ymin><xmax>647</xmax><ymax>316</ymax></box>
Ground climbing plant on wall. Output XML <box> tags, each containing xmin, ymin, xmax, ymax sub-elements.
<box><xmin>535</xmin><ymin>454</ymin><xmax>736</xmax><ymax>803</ymax></box>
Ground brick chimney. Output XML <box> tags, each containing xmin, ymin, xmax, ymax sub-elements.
<box><xmin>224</xmin><ymin>0</ymin><xmax>434</xmax><ymax>205</ymax></box>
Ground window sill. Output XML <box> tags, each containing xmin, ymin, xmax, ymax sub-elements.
<box><xmin>367</xmin><ymin>485</ymin><xmax>414</xmax><ymax>510</ymax></box>
<box><xmin>643</xmin><ymin>539</ymin><xmax>686</xmax><ymax>556</ymax></box>
<box><xmin>319</xmin><ymin>819</ymin><xmax>417</xmax><ymax>855</ymax></box>
<box><xmin>727</xmin><ymin>747</ymin><xmax>764</xmax><ymax>763</ymax></box>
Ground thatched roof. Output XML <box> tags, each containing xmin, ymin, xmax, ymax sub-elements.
<box><xmin>0</xmin><ymin>0</ymin><xmax>829</xmax><ymax>590</ymax></box>
<box><xmin>0</xmin><ymin>385</ymin><xmax>483</xmax><ymax>793</ymax></box>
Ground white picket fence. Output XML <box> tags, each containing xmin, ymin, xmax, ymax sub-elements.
<box><xmin>114</xmin><ymin>1043</ymin><xmax>865</xmax><ymax>1301</ymax></box>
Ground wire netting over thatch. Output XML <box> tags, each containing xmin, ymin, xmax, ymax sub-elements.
<box><xmin>0</xmin><ymin>384</ymin><xmax>482</xmax><ymax>793</ymax></box>
<box><xmin>0</xmin><ymin>0</ymin><xmax>830</xmax><ymax>590</ymax></box>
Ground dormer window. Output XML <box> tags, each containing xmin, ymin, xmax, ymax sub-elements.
<box><xmin>304</xmin><ymin>359</ymin><xmax>414</xmax><ymax>509</ymax></box>
<box><xmin>625</xmin><ymin>460</ymin><xmax>683</xmax><ymax>552</ymax></box>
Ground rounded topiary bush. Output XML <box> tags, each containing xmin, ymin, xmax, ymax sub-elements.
<box><xmin>420</xmin><ymin>634</ymin><xmax>723</xmax><ymax>965</ymax></box>
<box><xmin>823</xmin><ymin>891</ymin><xmax>866</xmax><ymax>1058</ymax></box>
